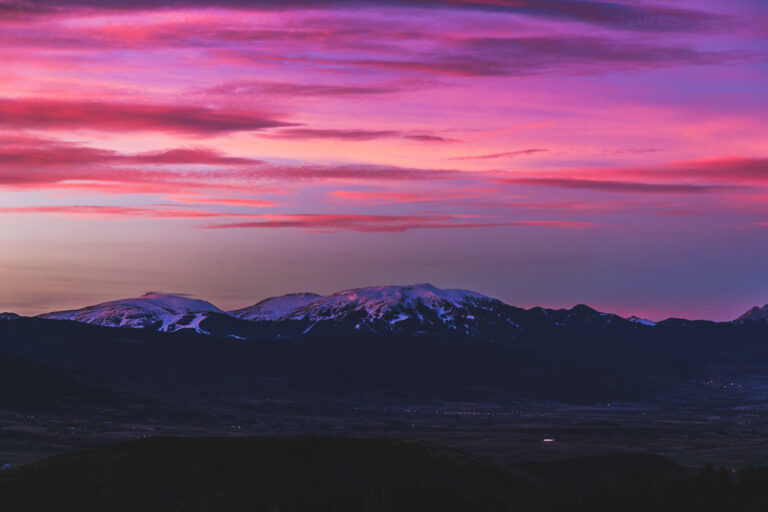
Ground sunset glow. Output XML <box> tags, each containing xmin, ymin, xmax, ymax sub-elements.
<box><xmin>1</xmin><ymin>0</ymin><xmax>766</xmax><ymax>319</ymax></box>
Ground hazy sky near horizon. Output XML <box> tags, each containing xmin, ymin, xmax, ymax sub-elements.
<box><xmin>0</xmin><ymin>0</ymin><xmax>766</xmax><ymax>320</ymax></box>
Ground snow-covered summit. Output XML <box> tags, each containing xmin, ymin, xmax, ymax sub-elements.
<box><xmin>38</xmin><ymin>293</ymin><xmax>223</xmax><ymax>332</ymax></box>
<box><xmin>627</xmin><ymin>315</ymin><xmax>657</xmax><ymax>326</ymax></box>
<box><xmin>34</xmin><ymin>285</ymin><xmax>507</xmax><ymax>337</ymax></box>
<box><xmin>288</xmin><ymin>283</ymin><xmax>494</xmax><ymax>321</ymax></box>
<box><xmin>0</xmin><ymin>312</ymin><xmax>21</xmax><ymax>321</ymax></box>
<box><xmin>258</xmin><ymin>283</ymin><xmax>513</xmax><ymax>336</ymax></box>
<box><xmin>229</xmin><ymin>293</ymin><xmax>322</xmax><ymax>321</ymax></box>
<box><xmin>134</xmin><ymin>292</ymin><xmax>222</xmax><ymax>313</ymax></box>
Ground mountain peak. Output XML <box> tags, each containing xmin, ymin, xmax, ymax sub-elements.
<box><xmin>230</xmin><ymin>292</ymin><xmax>322</xmax><ymax>321</ymax></box>
<box><xmin>284</xmin><ymin>284</ymin><xmax>499</xmax><ymax>334</ymax></box>
<box><xmin>570</xmin><ymin>304</ymin><xmax>599</xmax><ymax>315</ymax></box>
<box><xmin>140</xmin><ymin>291</ymin><xmax>188</xmax><ymax>299</ymax></box>
<box><xmin>230</xmin><ymin>284</ymin><xmax>497</xmax><ymax>331</ymax></box>
<box><xmin>38</xmin><ymin>293</ymin><xmax>222</xmax><ymax>332</ymax></box>
<box><xmin>627</xmin><ymin>315</ymin><xmax>657</xmax><ymax>326</ymax></box>
<box><xmin>133</xmin><ymin>292</ymin><xmax>222</xmax><ymax>313</ymax></box>
<box><xmin>324</xmin><ymin>283</ymin><xmax>490</xmax><ymax>306</ymax></box>
<box><xmin>735</xmin><ymin>304</ymin><xmax>768</xmax><ymax>324</ymax></box>
<box><xmin>407</xmin><ymin>282</ymin><xmax>439</xmax><ymax>291</ymax></box>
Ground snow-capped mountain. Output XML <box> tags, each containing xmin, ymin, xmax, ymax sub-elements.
<box><xmin>245</xmin><ymin>283</ymin><xmax>524</xmax><ymax>338</ymax></box>
<box><xmin>230</xmin><ymin>293</ymin><xmax>322</xmax><ymax>321</ymax></box>
<box><xmin>38</xmin><ymin>293</ymin><xmax>223</xmax><ymax>333</ymax></box>
<box><xmin>0</xmin><ymin>312</ymin><xmax>21</xmax><ymax>321</ymax></box>
<box><xmin>32</xmin><ymin>284</ymin><xmax>677</xmax><ymax>340</ymax></box>
<box><xmin>627</xmin><ymin>315</ymin><xmax>657</xmax><ymax>326</ymax></box>
<box><xmin>734</xmin><ymin>304</ymin><xmax>768</xmax><ymax>324</ymax></box>
<box><xmin>288</xmin><ymin>284</ymin><xmax>491</xmax><ymax>320</ymax></box>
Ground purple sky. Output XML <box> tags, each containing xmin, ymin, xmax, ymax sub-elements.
<box><xmin>0</xmin><ymin>0</ymin><xmax>766</xmax><ymax>320</ymax></box>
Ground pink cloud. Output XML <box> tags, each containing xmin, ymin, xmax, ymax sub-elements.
<box><xmin>0</xmin><ymin>97</ymin><xmax>294</xmax><ymax>135</ymax></box>
<box><xmin>127</xmin><ymin>148</ymin><xmax>262</xmax><ymax>165</ymax></box>
<box><xmin>2</xmin><ymin>134</ymin><xmax>762</xmax><ymax>205</ymax></box>
<box><xmin>495</xmin><ymin>158</ymin><xmax>768</xmax><ymax>194</ymax></box>
<box><xmin>277</xmin><ymin>36</ymin><xmax>745</xmax><ymax>78</ymax></box>
<box><xmin>642</xmin><ymin>157</ymin><xmax>768</xmax><ymax>183</ymax></box>
<box><xmin>502</xmin><ymin>177</ymin><xmax>732</xmax><ymax>194</ymax></box>
<box><xmin>0</xmin><ymin>205</ymin><xmax>265</xmax><ymax>219</ymax></box>
<box><xmin>0</xmin><ymin>1</ymin><xmax>730</xmax><ymax>33</ymax></box>
<box><xmin>202</xmin><ymin>214</ymin><xmax>590</xmax><ymax>233</ymax></box>
<box><xmin>0</xmin><ymin>138</ymin><xmax>262</xmax><ymax>168</ymax></box>
<box><xmin>0</xmin><ymin>205</ymin><xmax>589</xmax><ymax>233</ymax></box>
<box><xmin>263</xmin><ymin>128</ymin><xmax>454</xmax><ymax>142</ymax></box>
<box><xmin>203</xmin><ymin>80</ymin><xmax>398</xmax><ymax>98</ymax></box>
<box><xmin>449</xmin><ymin>148</ymin><xmax>548</xmax><ymax>161</ymax></box>
<box><xmin>165</xmin><ymin>195</ymin><xmax>277</xmax><ymax>208</ymax></box>
<box><xmin>330</xmin><ymin>188</ymin><xmax>495</xmax><ymax>204</ymax></box>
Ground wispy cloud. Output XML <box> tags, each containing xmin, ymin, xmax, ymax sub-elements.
<box><xmin>164</xmin><ymin>196</ymin><xmax>277</xmax><ymax>208</ymax></box>
<box><xmin>203</xmin><ymin>80</ymin><xmax>398</xmax><ymax>97</ymax></box>
<box><xmin>332</xmin><ymin>36</ymin><xmax>744</xmax><ymax>77</ymax></box>
<box><xmin>330</xmin><ymin>188</ymin><xmax>495</xmax><ymax>204</ymax></box>
<box><xmin>263</xmin><ymin>128</ymin><xmax>454</xmax><ymax>142</ymax></box>
<box><xmin>0</xmin><ymin>137</ymin><xmax>262</xmax><ymax>169</ymax></box>
<box><xmin>449</xmin><ymin>148</ymin><xmax>547</xmax><ymax>161</ymax></box>
<box><xmin>1</xmin><ymin>1</ymin><xmax>731</xmax><ymax>33</ymax></box>
<box><xmin>632</xmin><ymin>157</ymin><xmax>768</xmax><ymax>183</ymax></box>
<box><xmin>0</xmin><ymin>136</ymin><xmax>466</xmax><ymax>193</ymax></box>
<box><xmin>502</xmin><ymin>177</ymin><xmax>734</xmax><ymax>194</ymax></box>
<box><xmin>0</xmin><ymin>205</ymin><xmax>589</xmax><ymax>233</ymax></box>
<box><xmin>0</xmin><ymin>205</ymin><xmax>266</xmax><ymax>218</ymax></box>
<box><xmin>202</xmin><ymin>214</ymin><xmax>590</xmax><ymax>233</ymax></box>
<box><xmin>496</xmin><ymin>158</ymin><xmax>768</xmax><ymax>194</ymax></box>
<box><xmin>0</xmin><ymin>98</ymin><xmax>295</xmax><ymax>135</ymax></box>
<box><xmin>1</xmin><ymin>136</ymin><xmax>762</xmax><ymax>201</ymax></box>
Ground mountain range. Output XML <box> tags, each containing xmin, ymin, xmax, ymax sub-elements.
<box><xmin>3</xmin><ymin>284</ymin><xmax>768</xmax><ymax>408</ymax></box>
<box><xmin>2</xmin><ymin>283</ymin><xmax>761</xmax><ymax>342</ymax></box>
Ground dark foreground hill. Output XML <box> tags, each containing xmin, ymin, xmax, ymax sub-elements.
<box><xmin>0</xmin><ymin>347</ymin><xmax>134</xmax><ymax>410</ymax></box>
<box><xmin>0</xmin><ymin>316</ymin><xmax>709</xmax><ymax>406</ymax></box>
<box><xmin>4</xmin><ymin>314</ymin><xmax>768</xmax><ymax>408</ymax></box>
<box><xmin>2</xmin><ymin>437</ymin><xmax>767</xmax><ymax>512</ymax></box>
<box><xmin>0</xmin><ymin>437</ymin><xmax>541</xmax><ymax>512</ymax></box>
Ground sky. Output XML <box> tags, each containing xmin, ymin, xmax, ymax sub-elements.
<box><xmin>0</xmin><ymin>0</ymin><xmax>766</xmax><ymax>320</ymax></box>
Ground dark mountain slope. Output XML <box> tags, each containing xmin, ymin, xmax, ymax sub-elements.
<box><xmin>0</xmin><ymin>347</ymin><xmax>129</xmax><ymax>410</ymax></box>
<box><xmin>0</xmin><ymin>315</ymin><xmax>755</xmax><ymax>406</ymax></box>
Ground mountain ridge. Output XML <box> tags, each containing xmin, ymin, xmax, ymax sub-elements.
<box><xmin>38</xmin><ymin>292</ymin><xmax>223</xmax><ymax>333</ymax></box>
<box><xmin>735</xmin><ymin>304</ymin><xmax>768</xmax><ymax>324</ymax></box>
<box><xmin>230</xmin><ymin>292</ymin><xmax>322</xmax><ymax>321</ymax></box>
<box><xmin>20</xmin><ymin>284</ymin><xmax>768</xmax><ymax>341</ymax></box>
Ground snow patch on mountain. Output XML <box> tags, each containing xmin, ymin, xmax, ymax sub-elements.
<box><xmin>255</xmin><ymin>283</ymin><xmax>517</xmax><ymax>337</ymax></box>
<box><xmin>230</xmin><ymin>293</ymin><xmax>322</xmax><ymax>321</ymax></box>
<box><xmin>627</xmin><ymin>315</ymin><xmax>657</xmax><ymax>326</ymax></box>
<box><xmin>287</xmin><ymin>283</ymin><xmax>494</xmax><ymax>321</ymax></box>
<box><xmin>38</xmin><ymin>293</ymin><xmax>222</xmax><ymax>331</ymax></box>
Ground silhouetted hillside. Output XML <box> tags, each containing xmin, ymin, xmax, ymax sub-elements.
<box><xmin>2</xmin><ymin>437</ymin><xmax>768</xmax><ymax>511</ymax></box>
<box><xmin>0</xmin><ymin>437</ymin><xmax>541</xmax><ymax>512</ymax></box>
<box><xmin>0</xmin><ymin>348</ymin><xmax>126</xmax><ymax>410</ymax></box>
